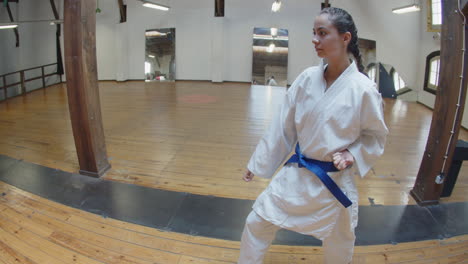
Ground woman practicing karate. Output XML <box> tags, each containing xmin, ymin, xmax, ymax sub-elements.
<box><xmin>238</xmin><ymin>7</ymin><xmax>388</xmax><ymax>264</ymax></box>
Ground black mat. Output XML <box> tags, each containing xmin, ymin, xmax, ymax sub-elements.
<box><xmin>0</xmin><ymin>154</ymin><xmax>466</xmax><ymax>246</ymax></box>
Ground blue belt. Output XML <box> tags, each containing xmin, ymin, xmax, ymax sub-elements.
<box><xmin>285</xmin><ymin>144</ymin><xmax>352</xmax><ymax>208</ymax></box>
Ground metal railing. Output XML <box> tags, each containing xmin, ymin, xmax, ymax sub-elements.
<box><xmin>0</xmin><ymin>63</ymin><xmax>62</xmax><ymax>101</ymax></box>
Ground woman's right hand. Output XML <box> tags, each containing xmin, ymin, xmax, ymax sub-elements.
<box><xmin>243</xmin><ymin>169</ymin><xmax>255</xmax><ymax>182</ymax></box>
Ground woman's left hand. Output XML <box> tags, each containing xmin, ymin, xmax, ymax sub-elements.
<box><xmin>332</xmin><ymin>149</ymin><xmax>354</xmax><ymax>170</ymax></box>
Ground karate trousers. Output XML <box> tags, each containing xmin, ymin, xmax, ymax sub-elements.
<box><xmin>238</xmin><ymin>210</ymin><xmax>355</xmax><ymax>264</ymax></box>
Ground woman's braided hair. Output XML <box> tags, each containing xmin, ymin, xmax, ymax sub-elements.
<box><xmin>320</xmin><ymin>7</ymin><xmax>365</xmax><ymax>74</ymax></box>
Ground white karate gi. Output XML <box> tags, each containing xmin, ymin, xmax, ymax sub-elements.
<box><xmin>239</xmin><ymin>60</ymin><xmax>388</xmax><ymax>264</ymax></box>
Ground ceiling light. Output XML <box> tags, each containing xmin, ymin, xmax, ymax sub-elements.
<box><xmin>0</xmin><ymin>24</ymin><xmax>18</xmax><ymax>29</ymax></box>
<box><xmin>148</xmin><ymin>55</ymin><xmax>155</xmax><ymax>58</ymax></box>
<box><xmin>392</xmin><ymin>4</ymin><xmax>420</xmax><ymax>14</ymax></box>
<box><xmin>272</xmin><ymin>1</ymin><xmax>281</xmax><ymax>12</ymax></box>
<box><xmin>142</xmin><ymin>1</ymin><xmax>170</xmax><ymax>11</ymax></box>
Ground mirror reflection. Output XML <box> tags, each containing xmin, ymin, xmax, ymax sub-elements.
<box><xmin>252</xmin><ymin>27</ymin><xmax>288</xmax><ymax>87</ymax></box>
<box><xmin>145</xmin><ymin>28</ymin><xmax>176</xmax><ymax>81</ymax></box>
<box><xmin>358</xmin><ymin>38</ymin><xmax>376</xmax><ymax>74</ymax></box>
<box><xmin>372</xmin><ymin>63</ymin><xmax>409</xmax><ymax>99</ymax></box>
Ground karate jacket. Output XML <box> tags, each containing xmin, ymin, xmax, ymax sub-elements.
<box><xmin>247</xmin><ymin>60</ymin><xmax>389</xmax><ymax>240</ymax></box>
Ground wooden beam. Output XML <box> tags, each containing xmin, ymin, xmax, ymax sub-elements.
<box><xmin>321</xmin><ymin>1</ymin><xmax>331</xmax><ymax>9</ymax></box>
<box><xmin>50</xmin><ymin>0</ymin><xmax>64</xmax><ymax>75</ymax></box>
<box><xmin>63</xmin><ymin>0</ymin><xmax>111</xmax><ymax>177</ymax></box>
<box><xmin>410</xmin><ymin>0</ymin><xmax>468</xmax><ymax>205</ymax></box>
<box><xmin>463</xmin><ymin>0</ymin><xmax>468</xmax><ymax>15</ymax></box>
<box><xmin>50</xmin><ymin>0</ymin><xmax>59</xmax><ymax>19</ymax></box>
<box><xmin>6</xmin><ymin>3</ymin><xmax>19</xmax><ymax>47</ymax></box>
<box><xmin>117</xmin><ymin>0</ymin><xmax>126</xmax><ymax>23</ymax></box>
<box><xmin>215</xmin><ymin>0</ymin><xmax>224</xmax><ymax>17</ymax></box>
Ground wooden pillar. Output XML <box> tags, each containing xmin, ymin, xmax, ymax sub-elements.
<box><xmin>410</xmin><ymin>0</ymin><xmax>468</xmax><ymax>205</ymax></box>
<box><xmin>63</xmin><ymin>0</ymin><xmax>111</xmax><ymax>177</ymax></box>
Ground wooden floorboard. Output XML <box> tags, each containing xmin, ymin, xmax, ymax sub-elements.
<box><xmin>0</xmin><ymin>181</ymin><xmax>467</xmax><ymax>264</ymax></box>
<box><xmin>0</xmin><ymin>81</ymin><xmax>467</xmax><ymax>206</ymax></box>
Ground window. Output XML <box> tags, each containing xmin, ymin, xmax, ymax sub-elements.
<box><xmin>427</xmin><ymin>0</ymin><xmax>442</xmax><ymax>32</ymax></box>
<box><xmin>424</xmin><ymin>51</ymin><xmax>441</xmax><ymax>94</ymax></box>
<box><xmin>145</xmin><ymin>62</ymin><xmax>151</xmax><ymax>74</ymax></box>
<box><xmin>429</xmin><ymin>58</ymin><xmax>440</xmax><ymax>87</ymax></box>
<box><xmin>392</xmin><ymin>71</ymin><xmax>406</xmax><ymax>91</ymax></box>
<box><xmin>367</xmin><ymin>64</ymin><xmax>377</xmax><ymax>83</ymax></box>
<box><xmin>389</xmin><ymin>67</ymin><xmax>410</xmax><ymax>95</ymax></box>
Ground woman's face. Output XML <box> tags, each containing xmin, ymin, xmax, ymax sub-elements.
<box><xmin>312</xmin><ymin>14</ymin><xmax>350</xmax><ymax>59</ymax></box>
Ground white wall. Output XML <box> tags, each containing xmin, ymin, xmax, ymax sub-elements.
<box><xmin>0</xmin><ymin>0</ymin><xmax>58</xmax><ymax>75</ymax></box>
<box><xmin>0</xmin><ymin>0</ymin><xmax>424</xmax><ymax>84</ymax></box>
<box><xmin>417</xmin><ymin>1</ymin><xmax>441</xmax><ymax>109</ymax></box>
<box><xmin>96</xmin><ymin>0</ymin><xmax>118</xmax><ymax>80</ymax></box>
<box><xmin>352</xmin><ymin>0</ymin><xmax>421</xmax><ymax>91</ymax></box>
<box><xmin>109</xmin><ymin>0</ymin><xmax>421</xmax><ymax>85</ymax></box>
<box><xmin>224</xmin><ymin>0</ymin><xmax>422</xmax><ymax>85</ymax></box>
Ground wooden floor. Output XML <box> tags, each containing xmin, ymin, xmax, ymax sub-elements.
<box><xmin>0</xmin><ymin>81</ymin><xmax>467</xmax><ymax>263</ymax></box>
<box><xmin>0</xmin><ymin>181</ymin><xmax>467</xmax><ymax>264</ymax></box>
<box><xmin>0</xmin><ymin>81</ymin><xmax>466</xmax><ymax>205</ymax></box>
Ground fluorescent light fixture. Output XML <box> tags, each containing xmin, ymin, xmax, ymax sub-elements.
<box><xmin>142</xmin><ymin>1</ymin><xmax>170</xmax><ymax>11</ymax></box>
<box><xmin>392</xmin><ymin>4</ymin><xmax>420</xmax><ymax>14</ymax></box>
<box><xmin>0</xmin><ymin>24</ymin><xmax>18</xmax><ymax>29</ymax></box>
<box><xmin>253</xmin><ymin>34</ymin><xmax>288</xmax><ymax>41</ymax></box>
<box><xmin>0</xmin><ymin>19</ymin><xmax>63</xmax><ymax>27</ymax></box>
<box><xmin>272</xmin><ymin>1</ymin><xmax>281</xmax><ymax>12</ymax></box>
<box><xmin>148</xmin><ymin>55</ymin><xmax>155</xmax><ymax>58</ymax></box>
<box><xmin>145</xmin><ymin>30</ymin><xmax>167</xmax><ymax>37</ymax></box>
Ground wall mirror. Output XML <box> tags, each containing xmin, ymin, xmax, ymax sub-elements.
<box><xmin>252</xmin><ymin>27</ymin><xmax>288</xmax><ymax>87</ymax></box>
<box><xmin>145</xmin><ymin>28</ymin><xmax>176</xmax><ymax>81</ymax></box>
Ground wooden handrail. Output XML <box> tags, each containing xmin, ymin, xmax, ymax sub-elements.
<box><xmin>0</xmin><ymin>63</ymin><xmax>58</xmax><ymax>78</ymax></box>
<box><xmin>0</xmin><ymin>63</ymin><xmax>61</xmax><ymax>100</ymax></box>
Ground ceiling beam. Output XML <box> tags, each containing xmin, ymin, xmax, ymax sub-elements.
<box><xmin>215</xmin><ymin>0</ymin><xmax>224</xmax><ymax>17</ymax></box>
<box><xmin>50</xmin><ymin>0</ymin><xmax>59</xmax><ymax>19</ymax></box>
<box><xmin>5</xmin><ymin>2</ymin><xmax>19</xmax><ymax>47</ymax></box>
<box><xmin>117</xmin><ymin>0</ymin><xmax>126</xmax><ymax>23</ymax></box>
<box><xmin>50</xmin><ymin>0</ymin><xmax>64</xmax><ymax>75</ymax></box>
<box><xmin>321</xmin><ymin>0</ymin><xmax>331</xmax><ymax>9</ymax></box>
